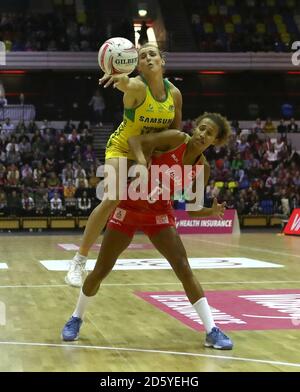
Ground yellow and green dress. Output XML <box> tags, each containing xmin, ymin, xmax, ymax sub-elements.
<box><xmin>105</xmin><ymin>78</ymin><xmax>175</xmax><ymax>161</ymax></box>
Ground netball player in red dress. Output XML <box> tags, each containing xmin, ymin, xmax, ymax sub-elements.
<box><xmin>62</xmin><ymin>113</ymin><xmax>233</xmax><ymax>350</ymax></box>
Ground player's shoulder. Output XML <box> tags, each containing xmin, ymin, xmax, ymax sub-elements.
<box><xmin>166</xmin><ymin>80</ymin><xmax>181</xmax><ymax>95</ymax></box>
<box><xmin>163</xmin><ymin>130</ymin><xmax>189</xmax><ymax>149</ymax></box>
<box><xmin>161</xmin><ymin>129</ymin><xmax>187</xmax><ymax>139</ymax></box>
<box><xmin>178</xmin><ymin>130</ymin><xmax>190</xmax><ymax>142</ymax></box>
<box><xmin>166</xmin><ymin>80</ymin><xmax>182</xmax><ymax>106</ymax></box>
<box><xmin>197</xmin><ymin>152</ymin><xmax>209</xmax><ymax>166</ymax></box>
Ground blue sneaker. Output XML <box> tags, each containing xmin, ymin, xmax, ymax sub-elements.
<box><xmin>205</xmin><ymin>327</ymin><xmax>233</xmax><ymax>350</ymax></box>
<box><xmin>61</xmin><ymin>316</ymin><xmax>83</xmax><ymax>341</ymax></box>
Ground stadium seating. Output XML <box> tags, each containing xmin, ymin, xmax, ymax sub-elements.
<box><xmin>184</xmin><ymin>0</ymin><xmax>300</xmax><ymax>52</ymax></box>
<box><xmin>0</xmin><ymin>116</ymin><xmax>299</xmax><ymax>224</ymax></box>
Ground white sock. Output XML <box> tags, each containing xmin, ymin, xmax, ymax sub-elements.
<box><xmin>74</xmin><ymin>252</ymin><xmax>87</xmax><ymax>262</ymax></box>
<box><xmin>72</xmin><ymin>289</ymin><xmax>92</xmax><ymax>319</ymax></box>
<box><xmin>193</xmin><ymin>297</ymin><xmax>216</xmax><ymax>333</ymax></box>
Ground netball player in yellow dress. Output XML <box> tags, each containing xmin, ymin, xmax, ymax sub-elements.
<box><xmin>66</xmin><ymin>44</ymin><xmax>183</xmax><ymax>286</ymax></box>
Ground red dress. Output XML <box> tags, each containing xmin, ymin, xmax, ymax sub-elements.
<box><xmin>107</xmin><ymin>142</ymin><xmax>200</xmax><ymax>237</ymax></box>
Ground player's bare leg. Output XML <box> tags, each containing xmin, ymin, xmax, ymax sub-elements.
<box><xmin>62</xmin><ymin>228</ymin><xmax>133</xmax><ymax>341</ymax></box>
<box><xmin>65</xmin><ymin>158</ymin><xmax>131</xmax><ymax>287</ymax></box>
<box><xmin>149</xmin><ymin>226</ymin><xmax>233</xmax><ymax>350</ymax></box>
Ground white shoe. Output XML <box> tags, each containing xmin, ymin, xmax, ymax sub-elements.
<box><xmin>65</xmin><ymin>253</ymin><xmax>87</xmax><ymax>287</ymax></box>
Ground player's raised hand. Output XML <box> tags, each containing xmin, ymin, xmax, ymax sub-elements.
<box><xmin>99</xmin><ymin>74</ymin><xmax>129</xmax><ymax>89</ymax></box>
<box><xmin>211</xmin><ymin>198</ymin><xmax>226</xmax><ymax>219</ymax></box>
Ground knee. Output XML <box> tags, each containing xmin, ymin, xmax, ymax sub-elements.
<box><xmin>92</xmin><ymin>262</ymin><xmax>113</xmax><ymax>281</ymax></box>
<box><xmin>88</xmin><ymin>269</ymin><xmax>103</xmax><ymax>283</ymax></box>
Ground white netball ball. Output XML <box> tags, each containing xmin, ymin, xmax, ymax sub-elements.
<box><xmin>98</xmin><ymin>37</ymin><xmax>138</xmax><ymax>75</ymax></box>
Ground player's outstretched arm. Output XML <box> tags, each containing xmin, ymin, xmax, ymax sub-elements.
<box><xmin>99</xmin><ymin>74</ymin><xmax>144</xmax><ymax>93</ymax></box>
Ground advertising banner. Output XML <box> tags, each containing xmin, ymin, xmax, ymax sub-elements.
<box><xmin>174</xmin><ymin>209</ymin><xmax>240</xmax><ymax>234</ymax></box>
<box><xmin>284</xmin><ymin>209</ymin><xmax>300</xmax><ymax>236</ymax></box>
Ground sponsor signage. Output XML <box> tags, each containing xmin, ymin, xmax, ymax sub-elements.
<box><xmin>174</xmin><ymin>209</ymin><xmax>239</xmax><ymax>234</ymax></box>
<box><xmin>136</xmin><ymin>289</ymin><xmax>300</xmax><ymax>331</ymax></box>
<box><xmin>284</xmin><ymin>209</ymin><xmax>300</xmax><ymax>236</ymax></box>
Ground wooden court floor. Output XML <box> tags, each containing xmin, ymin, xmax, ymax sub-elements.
<box><xmin>0</xmin><ymin>231</ymin><xmax>299</xmax><ymax>372</ymax></box>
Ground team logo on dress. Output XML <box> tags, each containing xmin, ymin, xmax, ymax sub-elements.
<box><xmin>156</xmin><ymin>215</ymin><xmax>169</xmax><ymax>224</ymax></box>
<box><xmin>113</xmin><ymin>208</ymin><xmax>126</xmax><ymax>221</ymax></box>
<box><xmin>168</xmin><ymin>105</ymin><xmax>175</xmax><ymax>112</ymax></box>
<box><xmin>146</xmin><ymin>104</ymin><xmax>154</xmax><ymax>112</ymax></box>
<box><xmin>171</xmin><ymin>153</ymin><xmax>179</xmax><ymax>163</ymax></box>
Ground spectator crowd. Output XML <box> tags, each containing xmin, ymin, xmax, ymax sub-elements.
<box><xmin>187</xmin><ymin>0</ymin><xmax>299</xmax><ymax>52</ymax></box>
<box><xmin>0</xmin><ymin>118</ymin><xmax>99</xmax><ymax>217</ymax></box>
<box><xmin>0</xmin><ymin>11</ymin><xmax>134</xmax><ymax>52</ymax></box>
<box><xmin>0</xmin><ymin>115</ymin><xmax>299</xmax><ymax>219</ymax></box>
<box><xmin>183</xmin><ymin>117</ymin><xmax>300</xmax><ymax>216</ymax></box>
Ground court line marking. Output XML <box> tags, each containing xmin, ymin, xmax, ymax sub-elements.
<box><xmin>193</xmin><ymin>238</ymin><xmax>300</xmax><ymax>259</ymax></box>
<box><xmin>0</xmin><ymin>284</ymin><xmax>69</xmax><ymax>288</ymax></box>
<box><xmin>101</xmin><ymin>280</ymin><xmax>300</xmax><ymax>286</ymax></box>
<box><xmin>85</xmin><ymin>313</ymin><xmax>136</xmax><ymax>372</ymax></box>
<box><xmin>0</xmin><ymin>340</ymin><xmax>299</xmax><ymax>369</ymax></box>
<box><xmin>1</xmin><ymin>281</ymin><xmax>300</xmax><ymax>288</ymax></box>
